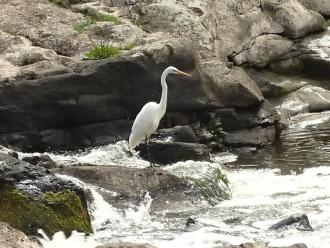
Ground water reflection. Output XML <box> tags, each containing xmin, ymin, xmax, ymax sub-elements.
<box><xmin>230</xmin><ymin>118</ymin><xmax>330</xmax><ymax>175</ymax></box>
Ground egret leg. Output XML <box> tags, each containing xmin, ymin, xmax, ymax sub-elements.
<box><xmin>145</xmin><ymin>138</ymin><xmax>155</xmax><ymax>169</ymax></box>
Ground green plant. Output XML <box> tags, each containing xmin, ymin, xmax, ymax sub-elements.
<box><xmin>192</xmin><ymin>168</ymin><xmax>231</xmax><ymax>206</ymax></box>
<box><xmin>74</xmin><ymin>20</ymin><xmax>93</xmax><ymax>33</ymax></box>
<box><xmin>85</xmin><ymin>44</ymin><xmax>122</xmax><ymax>59</ymax></box>
<box><xmin>84</xmin><ymin>9</ymin><xmax>121</xmax><ymax>25</ymax></box>
<box><xmin>121</xmin><ymin>43</ymin><xmax>135</xmax><ymax>50</ymax></box>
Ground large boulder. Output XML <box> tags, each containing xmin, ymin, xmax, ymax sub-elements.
<box><xmin>200</xmin><ymin>61</ymin><xmax>264</xmax><ymax>108</ymax></box>
<box><xmin>262</xmin><ymin>0</ymin><xmax>327</xmax><ymax>39</ymax></box>
<box><xmin>231</xmin><ymin>34</ymin><xmax>294</xmax><ymax>68</ymax></box>
<box><xmin>0</xmin><ymin>152</ymin><xmax>92</xmax><ymax>236</ymax></box>
<box><xmin>61</xmin><ymin>165</ymin><xmax>198</xmax><ymax>210</ymax></box>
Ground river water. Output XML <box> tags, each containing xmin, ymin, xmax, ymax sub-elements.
<box><xmin>33</xmin><ymin>112</ymin><xmax>330</xmax><ymax>248</ymax></box>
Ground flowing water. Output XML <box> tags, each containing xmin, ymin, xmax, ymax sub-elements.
<box><xmin>33</xmin><ymin>111</ymin><xmax>330</xmax><ymax>248</ymax></box>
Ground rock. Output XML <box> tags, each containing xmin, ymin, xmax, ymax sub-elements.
<box><xmin>298</xmin><ymin>0</ymin><xmax>330</xmax><ymax>16</ymax></box>
<box><xmin>278</xmin><ymin>85</ymin><xmax>330</xmax><ymax>118</ymax></box>
<box><xmin>138</xmin><ymin>142</ymin><xmax>210</xmax><ymax>165</ymax></box>
<box><xmin>262</xmin><ymin>0</ymin><xmax>327</xmax><ymax>39</ymax></box>
<box><xmin>247</xmin><ymin>70</ymin><xmax>308</xmax><ymax>98</ymax></box>
<box><xmin>213</xmin><ymin>101</ymin><xmax>280</xmax><ymax>131</ymax></box>
<box><xmin>269</xmin><ymin>214</ymin><xmax>313</xmax><ymax>231</ymax></box>
<box><xmin>61</xmin><ymin>165</ymin><xmax>196</xmax><ymax>210</ymax></box>
<box><xmin>22</xmin><ymin>154</ymin><xmax>57</xmax><ymax>169</ymax></box>
<box><xmin>0</xmin><ymin>152</ymin><xmax>92</xmax><ymax>236</ymax></box>
<box><xmin>200</xmin><ymin>61</ymin><xmax>264</xmax><ymax>108</ymax></box>
<box><xmin>232</xmin><ymin>34</ymin><xmax>294</xmax><ymax>68</ymax></box>
<box><xmin>97</xmin><ymin>244</ymin><xmax>157</xmax><ymax>248</ymax></box>
<box><xmin>0</xmin><ymin>222</ymin><xmax>40</xmax><ymax>248</ymax></box>
<box><xmin>226</xmin><ymin>243</ymin><xmax>308</xmax><ymax>248</ymax></box>
<box><xmin>153</xmin><ymin>125</ymin><xmax>197</xmax><ymax>143</ymax></box>
<box><xmin>0</xmin><ymin>39</ymin><xmax>211</xmax><ymax>151</ymax></box>
<box><xmin>224</xmin><ymin>126</ymin><xmax>276</xmax><ymax>147</ymax></box>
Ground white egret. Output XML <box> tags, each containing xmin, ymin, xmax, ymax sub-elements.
<box><xmin>129</xmin><ymin>66</ymin><xmax>192</xmax><ymax>166</ymax></box>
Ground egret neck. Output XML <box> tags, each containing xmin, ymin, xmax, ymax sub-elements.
<box><xmin>158</xmin><ymin>68</ymin><xmax>169</xmax><ymax>118</ymax></box>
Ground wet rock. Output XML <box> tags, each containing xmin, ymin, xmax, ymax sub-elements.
<box><xmin>213</xmin><ymin>101</ymin><xmax>280</xmax><ymax>131</ymax></box>
<box><xmin>226</xmin><ymin>243</ymin><xmax>308</xmax><ymax>248</ymax></box>
<box><xmin>269</xmin><ymin>214</ymin><xmax>313</xmax><ymax>231</ymax></box>
<box><xmin>22</xmin><ymin>154</ymin><xmax>57</xmax><ymax>169</ymax></box>
<box><xmin>278</xmin><ymin>85</ymin><xmax>330</xmax><ymax>118</ymax></box>
<box><xmin>0</xmin><ymin>222</ymin><xmax>39</xmax><ymax>248</ymax></box>
<box><xmin>185</xmin><ymin>217</ymin><xmax>196</xmax><ymax>227</ymax></box>
<box><xmin>97</xmin><ymin>243</ymin><xmax>157</xmax><ymax>248</ymax></box>
<box><xmin>138</xmin><ymin>142</ymin><xmax>210</xmax><ymax>165</ymax></box>
<box><xmin>61</xmin><ymin>165</ymin><xmax>196</xmax><ymax>210</ymax></box>
<box><xmin>0</xmin><ymin>152</ymin><xmax>92</xmax><ymax>236</ymax></box>
<box><xmin>262</xmin><ymin>0</ymin><xmax>327</xmax><ymax>39</ymax></box>
<box><xmin>224</xmin><ymin>126</ymin><xmax>276</xmax><ymax>147</ymax></box>
<box><xmin>153</xmin><ymin>125</ymin><xmax>197</xmax><ymax>143</ymax></box>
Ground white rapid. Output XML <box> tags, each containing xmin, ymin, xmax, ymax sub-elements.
<box><xmin>25</xmin><ymin>113</ymin><xmax>330</xmax><ymax>248</ymax></box>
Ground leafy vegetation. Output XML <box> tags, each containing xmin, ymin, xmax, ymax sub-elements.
<box><xmin>85</xmin><ymin>43</ymin><xmax>134</xmax><ymax>59</ymax></box>
<box><xmin>192</xmin><ymin>168</ymin><xmax>231</xmax><ymax>206</ymax></box>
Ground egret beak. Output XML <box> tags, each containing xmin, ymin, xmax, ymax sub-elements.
<box><xmin>175</xmin><ymin>69</ymin><xmax>192</xmax><ymax>77</ymax></box>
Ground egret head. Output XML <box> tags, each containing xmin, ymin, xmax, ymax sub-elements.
<box><xmin>166</xmin><ymin>66</ymin><xmax>192</xmax><ymax>77</ymax></box>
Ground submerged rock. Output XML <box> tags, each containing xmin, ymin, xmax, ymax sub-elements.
<box><xmin>0</xmin><ymin>222</ymin><xmax>39</xmax><ymax>248</ymax></box>
<box><xmin>269</xmin><ymin>214</ymin><xmax>313</xmax><ymax>231</ymax></box>
<box><xmin>0</xmin><ymin>152</ymin><xmax>92</xmax><ymax>236</ymax></box>
<box><xmin>226</xmin><ymin>243</ymin><xmax>308</xmax><ymax>248</ymax></box>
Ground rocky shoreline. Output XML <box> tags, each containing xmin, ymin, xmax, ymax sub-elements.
<box><xmin>1</xmin><ymin>0</ymin><xmax>330</xmax><ymax>247</ymax></box>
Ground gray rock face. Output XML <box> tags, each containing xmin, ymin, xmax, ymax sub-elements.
<box><xmin>298</xmin><ymin>0</ymin><xmax>330</xmax><ymax>16</ymax></box>
<box><xmin>0</xmin><ymin>222</ymin><xmax>40</xmax><ymax>248</ymax></box>
<box><xmin>200</xmin><ymin>61</ymin><xmax>264</xmax><ymax>108</ymax></box>
<box><xmin>232</xmin><ymin>34</ymin><xmax>294</xmax><ymax>68</ymax></box>
<box><xmin>262</xmin><ymin>0</ymin><xmax>327</xmax><ymax>38</ymax></box>
<box><xmin>269</xmin><ymin>214</ymin><xmax>313</xmax><ymax>231</ymax></box>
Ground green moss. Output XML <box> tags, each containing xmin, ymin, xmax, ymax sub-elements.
<box><xmin>0</xmin><ymin>186</ymin><xmax>92</xmax><ymax>236</ymax></box>
<box><xmin>121</xmin><ymin>43</ymin><xmax>135</xmax><ymax>50</ymax></box>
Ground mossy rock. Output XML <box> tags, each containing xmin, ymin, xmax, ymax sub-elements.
<box><xmin>0</xmin><ymin>186</ymin><xmax>93</xmax><ymax>236</ymax></box>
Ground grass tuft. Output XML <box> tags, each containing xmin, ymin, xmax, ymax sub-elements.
<box><xmin>85</xmin><ymin>9</ymin><xmax>121</xmax><ymax>25</ymax></box>
<box><xmin>85</xmin><ymin>44</ymin><xmax>122</xmax><ymax>59</ymax></box>
<box><xmin>84</xmin><ymin>43</ymin><xmax>134</xmax><ymax>59</ymax></box>
<box><xmin>192</xmin><ymin>168</ymin><xmax>231</xmax><ymax>206</ymax></box>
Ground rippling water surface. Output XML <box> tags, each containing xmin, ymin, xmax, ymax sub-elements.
<box><xmin>232</xmin><ymin>112</ymin><xmax>330</xmax><ymax>174</ymax></box>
